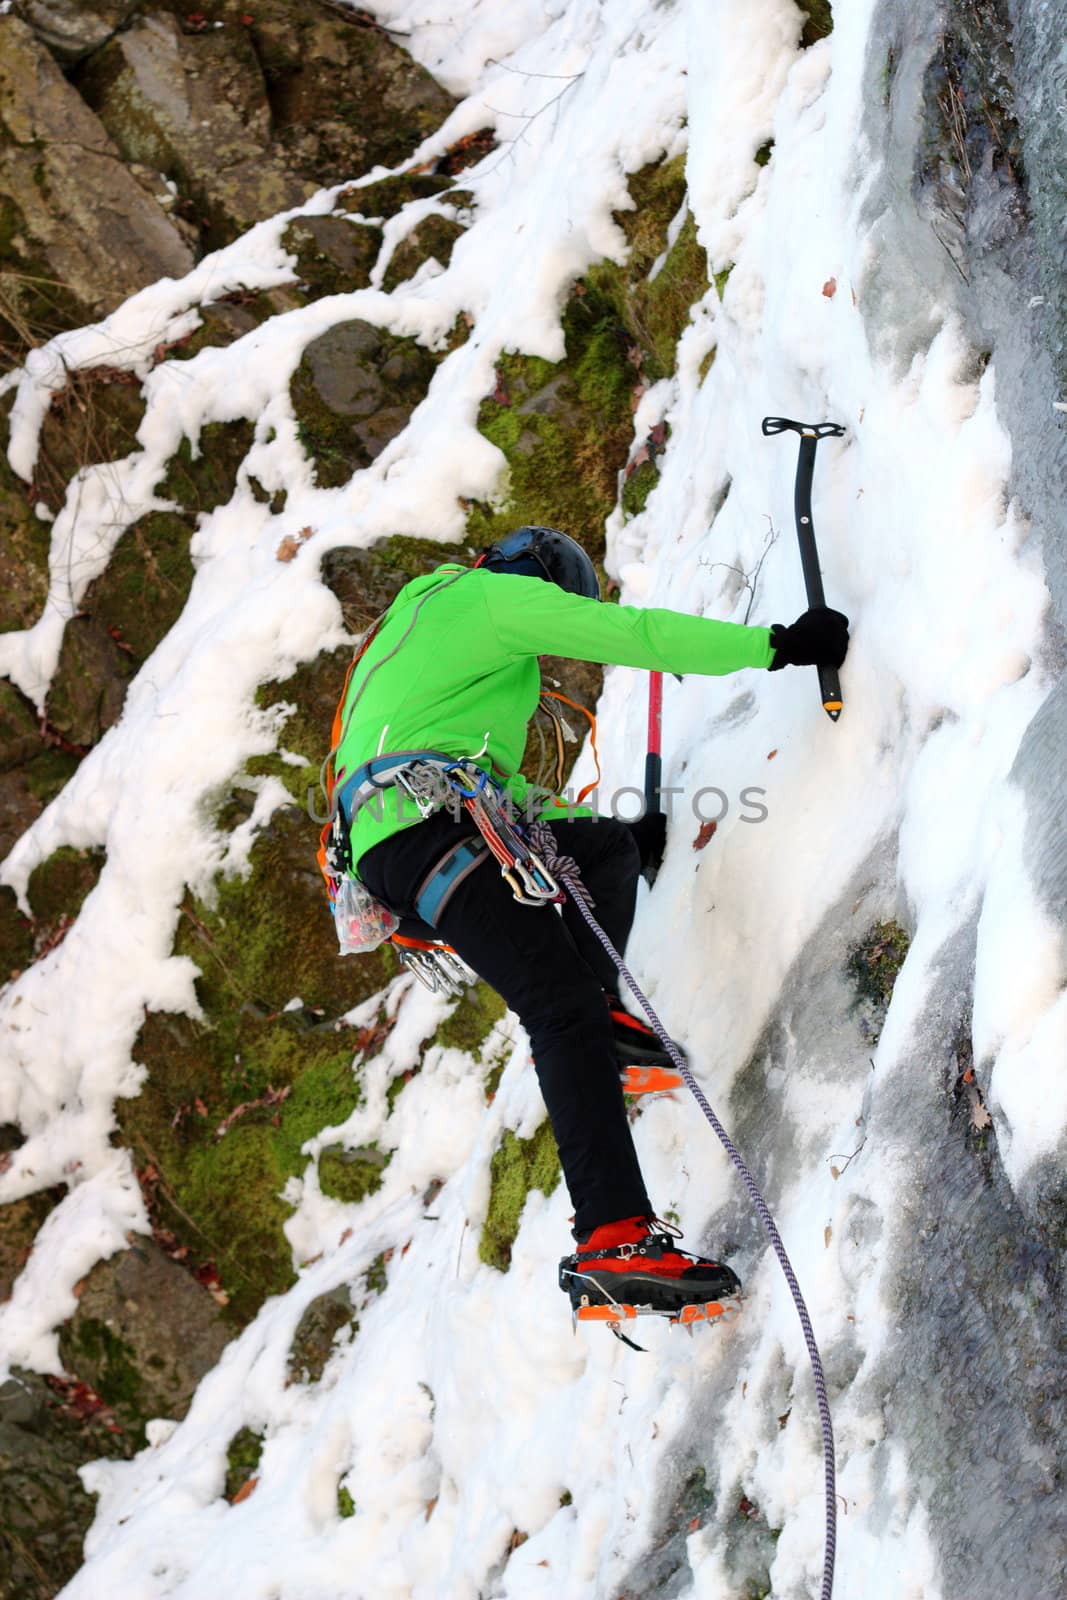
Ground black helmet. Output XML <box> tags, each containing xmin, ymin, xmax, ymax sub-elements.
<box><xmin>481</xmin><ymin>526</ymin><xmax>600</xmax><ymax>599</ymax></box>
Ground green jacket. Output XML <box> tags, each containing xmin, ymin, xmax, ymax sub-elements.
<box><xmin>335</xmin><ymin>564</ymin><xmax>775</xmax><ymax>870</ymax></box>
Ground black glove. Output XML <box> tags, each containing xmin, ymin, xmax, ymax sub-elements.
<box><xmin>768</xmin><ymin>606</ymin><xmax>849</xmax><ymax>671</ymax></box>
<box><xmin>625</xmin><ymin>810</ymin><xmax>667</xmax><ymax>872</ymax></box>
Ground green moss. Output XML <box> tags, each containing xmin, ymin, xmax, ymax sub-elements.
<box><xmin>158</xmin><ymin>421</ymin><xmax>256</xmax><ymax>518</ymax></box>
<box><xmin>436</xmin><ymin>981</ymin><xmax>506</xmax><ymax>1055</ymax></box>
<box><xmin>337</xmin><ymin>173</ymin><xmax>453</xmax><ymax>221</ymax></box>
<box><xmin>337</xmin><ymin>1485</ymin><xmax>356</xmax><ymax>1518</ymax></box>
<box><xmin>365</xmin><ymin>1251</ymin><xmax>389</xmax><ymax>1297</ymax></box>
<box><xmin>181</xmin><ymin>807</ymin><xmax>393</xmax><ymax>1020</ymax></box>
<box><xmin>58</xmin><ymin>1317</ymin><xmax>144</xmax><ymax>1419</ymax></box>
<box><xmin>584</xmin><ymin>154</ymin><xmax>711</xmax><ymax>383</ymax></box>
<box><xmin>225</xmin><ymin>1426</ymin><xmax>264</xmax><ymax>1501</ymax></box>
<box><xmin>467</xmin><ymin>282</ymin><xmax>635</xmax><ymax>564</ymax></box>
<box><xmin>755</xmin><ymin>140</ymin><xmax>774</xmax><ymax>167</ymax></box>
<box><xmin>26</xmin><ymin>846</ymin><xmax>105</xmax><ymax>926</ymax></box>
<box><xmin>116</xmin><ymin>799</ymin><xmax>399</xmax><ymax>1321</ymax></box>
<box><xmin>846</xmin><ymin>919</ymin><xmax>911</xmax><ymax>1044</ymax></box>
<box><xmin>479</xmin><ymin>1122</ymin><xmax>561</xmax><ymax>1272</ymax></box>
<box><xmin>0</xmin><ymin>451</ymin><xmax>52</xmax><ymax>632</ymax></box>
<box><xmin>318</xmin><ymin>1143</ymin><xmax>390</xmax><ymax>1204</ymax></box>
<box><xmin>621</xmin><ymin>458</ymin><xmax>660</xmax><ymax>520</ymax></box>
<box><xmin>84</xmin><ymin>511</ymin><xmax>195</xmax><ymax>662</ymax></box>
<box><xmin>800</xmin><ymin>2</ymin><xmax>834</xmax><ymax>46</ymax></box>
<box><xmin>714</xmin><ymin>266</ymin><xmax>734</xmax><ymax>302</ymax></box>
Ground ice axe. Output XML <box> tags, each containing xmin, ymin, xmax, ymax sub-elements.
<box><xmin>761</xmin><ymin>416</ymin><xmax>846</xmax><ymax>721</ymax></box>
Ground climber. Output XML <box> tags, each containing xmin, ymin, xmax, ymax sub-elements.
<box><xmin>330</xmin><ymin>526</ymin><xmax>849</xmax><ymax>1317</ymax></box>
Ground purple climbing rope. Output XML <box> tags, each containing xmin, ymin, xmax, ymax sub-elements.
<box><xmin>531</xmin><ymin>823</ymin><xmax>837</xmax><ymax>1600</ymax></box>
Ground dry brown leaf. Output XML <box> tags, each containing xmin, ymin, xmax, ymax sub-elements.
<box><xmin>767</xmin><ymin>748</ymin><xmax>778</xmax><ymax>760</ymax></box>
<box><xmin>692</xmin><ymin>820</ymin><xmax>718</xmax><ymax>851</ymax></box>
<box><xmin>275</xmin><ymin>526</ymin><xmax>314</xmax><ymax>563</ymax></box>
<box><xmin>231</xmin><ymin>1475</ymin><xmax>258</xmax><ymax>1505</ymax></box>
<box><xmin>968</xmin><ymin>1088</ymin><xmax>992</xmax><ymax>1131</ymax></box>
<box><xmin>824</xmin><ymin>1225</ymin><xmax>832</xmax><ymax>1248</ymax></box>
<box><xmin>822</xmin><ymin>277</ymin><xmax>837</xmax><ymax>298</ymax></box>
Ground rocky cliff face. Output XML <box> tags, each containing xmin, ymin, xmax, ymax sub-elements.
<box><xmin>0</xmin><ymin>5</ymin><xmax>704</xmax><ymax>1592</ymax></box>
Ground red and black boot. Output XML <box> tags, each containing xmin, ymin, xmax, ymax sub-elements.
<box><xmin>559</xmin><ymin>1215</ymin><xmax>741</xmax><ymax>1320</ymax></box>
<box><xmin>608</xmin><ymin>999</ymin><xmax>686</xmax><ymax>1095</ymax></box>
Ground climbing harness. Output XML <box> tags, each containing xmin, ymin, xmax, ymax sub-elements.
<box><xmin>529</xmin><ymin>820</ymin><xmax>838</xmax><ymax>1600</ymax></box>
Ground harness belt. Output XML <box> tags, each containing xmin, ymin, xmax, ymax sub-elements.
<box><xmin>413</xmin><ymin>837</ymin><xmax>490</xmax><ymax>927</ymax></box>
<box><xmin>335</xmin><ymin>748</ymin><xmax>460</xmax><ymax>825</ymax></box>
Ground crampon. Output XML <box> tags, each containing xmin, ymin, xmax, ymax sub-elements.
<box><xmin>559</xmin><ymin>1215</ymin><xmax>741</xmax><ymax>1351</ymax></box>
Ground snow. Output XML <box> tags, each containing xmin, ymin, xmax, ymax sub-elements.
<box><xmin>0</xmin><ymin>1</ymin><xmax>1062</xmax><ymax>1597</ymax></box>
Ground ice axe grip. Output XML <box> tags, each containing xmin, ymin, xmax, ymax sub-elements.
<box><xmin>762</xmin><ymin>415</ymin><xmax>846</xmax><ymax>721</ymax></box>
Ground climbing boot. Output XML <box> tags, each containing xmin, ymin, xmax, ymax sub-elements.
<box><xmin>608</xmin><ymin>1000</ymin><xmax>685</xmax><ymax>1094</ymax></box>
<box><xmin>559</xmin><ymin>1215</ymin><xmax>741</xmax><ymax>1317</ymax></box>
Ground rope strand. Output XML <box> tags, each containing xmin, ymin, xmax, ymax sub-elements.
<box><xmin>531</xmin><ymin>822</ymin><xmax>836</xmax><ymax>1600</ymax></box>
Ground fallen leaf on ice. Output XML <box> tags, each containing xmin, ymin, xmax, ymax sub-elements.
<box><xmin>822</xmin><ymin>277</ymin><xmax>837</xmax><ymax>298</ymax></box>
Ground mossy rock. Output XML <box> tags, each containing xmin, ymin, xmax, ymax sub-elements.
<box><xmin>177</xmin><ymin>801</ymin><xmax>394</xmax><ymax>1019</ymax></box>
<box><xmin>0</xmin><ymin>1367</ymin><xmax>132</xmax><ymax>1600</ymax></box>
<box><xmin>26</xmin><ymin>845</ymin><xmax>104</xmax><ymax>927</ymax></box>
<box><xmin>243</xmin><ymin>0</ymin><xmax>457</xmax><ymax>189</ymax></box>
<box><xmin>318</xmin><ymin>1143</ymin><xmax>390</xmax><ymax>1204</ymax></box>
<box><xmin>320</xmin><ymin>534</ymin><xmax>473</xmax><ymax>632</ymax></box>
<box><xmin>0</xmin><ymin>1128</ymin><xmax>65</xmax><ymax>1303</ymax></box>
<box><xmin>336</xmin><ymin>173</ymin><xmax>453</xmax><ymax>222</ymax></box>
<box><xmin>468</xmin><ymin>281</ymin><xmax>636</xmax><ymax>564</ymax></box>
<box><xmin>846</xmin><ymin>918</ymin><xmax>910</xmax><ymax>1043</ymax></box>
<box><xmin>282</xmin><ymin>215</ymin><xmax>383</xmax><ymax>303</ymax></box>
<box><xmin>584</xmin><ymin>153</ymin><xmax>712</xmax><ymax>383</ymax></box>
<box><xmin>32</xmin><ymin>371</ymin><xmax>146</xmax><ymax>517</ymax></box>
<box><xmin>621</xmin><ymin>457</ymin><xmax>661</xmax><ymax>520</ymax></box>
<box><xmin>286</xmin><ymin>1284</ymin><xmax>356</xmax><ymax>1385</ymax></box>
<box><xmin>158</xmin><ymin>419</ymin><xmax>256</xmax><ymax>519</ymax></box>
<box><xmin>0</xmin><ymin>448</ymin><xmax>52</xmax><ymax>633</ymax></box>
<box><xmin>800</xmin><ymin>2</ymin><xmax>834</xmax><ymax>46</ymax></box>
<box><xmin>249</xmin><ymin>643</ymin><xmax>353</xmax><ymax>806</ymax></box>
<box><xmin>0</xmin><ymin>888</ymin><xmax>33</xmax><ymax>983</ymax></box>
<box><xmin>224</xmin><ymin>1425</ymin><xmax>264</xmax><ymax>1502</ymax></box>
<box><xmin>56</xmin><ymin>1239</ymin><xmax>231</xmax><ymax>1447</ymax></box>
<box><xmin>119</xmin><ymin>1007</ymin><xmax>375</xmax><ymax>1322</ymax></box>
<box><xmin>382</xmin><ymin>212</ymin><xmax>466</xmax><ymax>292</ymax></box>
<box><xmin>80</xmin><ymin>511</ymin><xmax>195</xmax><ymax>663</ymax></box>
<box><xmin>115</xmin><ymin>797</ymin><xmax>397</xmax><ymax>1322</ymax></box>
<box><xmin>291</xmin><ymin>320</ymin><xmax>437</xmax><ymax>488</ymax></box>
<box><xmin>45</xmin><ymin>614</ymin><xmax>136</xmax><ymax>749</ymax></box>
<box><xmin>479</xmin><ymin>1121</ymin><xmax>561</xmax><ymax>1272</ymax></box>
<box><xmin>437</xmin><ymin>981</ymin><xmax>506</xmax><ymax>1056</ymax></box>
<box><xmin>0</xmin><ymin>680</ymin><xmax>81</xmax><ymax>872</ymax></box>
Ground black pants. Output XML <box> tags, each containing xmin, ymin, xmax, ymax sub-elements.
<box><xmin>358</xmin><ymin>810</ymin><xmax>652</xmax><ymax>1234</ymax></box>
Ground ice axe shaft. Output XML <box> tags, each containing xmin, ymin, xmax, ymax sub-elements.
<box><xmin>644</xmin><ymin>670</ymin><xmax>663</xmax><ymax>814</ymax></box>
<box><xmin>762</xmin><ymin>416</ymin><xmax>846</xmax><ymax>722</ymax></box>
